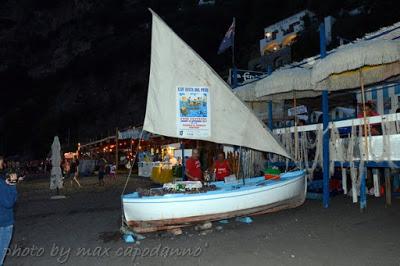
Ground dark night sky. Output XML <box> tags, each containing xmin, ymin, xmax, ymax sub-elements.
<box><xmin>0</xmin><ymin>0</ymin><xmax>399</xmax><ymax>158</ymax></box>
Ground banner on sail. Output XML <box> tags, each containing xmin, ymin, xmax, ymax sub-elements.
<box><xmin>176</xmin><ymin>87</ymin><xmax>210</xmax><ymax>138</ymax></box>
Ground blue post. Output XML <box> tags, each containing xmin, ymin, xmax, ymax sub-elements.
<box><xmin>320</xmin><ymin>22</ymin><xmax>329</xmax><ymax>208</ymax></box>
<box><xmin>360</xmin><ymin>166</ymin><xmax>367</xmax><ymax>210</ymax></box>
<box><xmin>267</xmin><ymin>64</ymin><xmax>272</xmax><ymax>75</ymax></box>
<box><xmin>322</xmin><ymin>90</ymin><xmax>330</xmax><ymax>208</ymax></box>
<box><xmin>181</xmin><ymin>142</ymin><xmax>185</xmax><ymax>180</ymax></box>
<box><xmin>232</xmin><ymin>67</ymin><xmax>238</xmax><ymax>88</ymax></box>
<box><xmin>268</xmin><ymin>101</ymin><xmax>273</xmax><ymax>130</ymax></box>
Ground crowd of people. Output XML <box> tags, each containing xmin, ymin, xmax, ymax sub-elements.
<box><xmin>0</xmin><ymin>159</ymin><xmax>51</xmax><ymax>180</ymax></box>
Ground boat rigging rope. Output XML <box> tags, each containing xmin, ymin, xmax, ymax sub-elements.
<box><xmin>121</xmin><ymin>130</ymin><xmax>144</xmax><ymax>196</ymax></box>
<box><xmin>120</xmin><ymin>129</ymin><xmax>144</xmax><ymax>228</ymax></box>
<box><xmin>330</xmin><ymin>124</ymin><xmax>339</xmax><ymax>176</ymax></box>
<box><xmin>308</xmin><ymin>125</ymin><xmax>322</xmax><ymax>180</ymax></box>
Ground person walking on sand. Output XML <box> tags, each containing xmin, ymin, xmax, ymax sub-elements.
<box><xmin>98</xmin><ymin>158</ymin><xmax>107</xmax><ymax>186</ymax></box>
<box><xmin>0</xmin><ymin>156</ymin><xmax>18</xmax><ymax>266</ymax></box>
<box><xmin>109</xmin><ymin>163</ymin><xmax>117</xmax><ymax>182</ymax></box>
<box><xmin>70</xmin><ymin>157</ymin><xmax>81</xmax><ymax>188</ymax></box>
<box><xmin>63</xmin><ymin>159</ymin><xmax>70</xmax><ymax>179</ymax></box>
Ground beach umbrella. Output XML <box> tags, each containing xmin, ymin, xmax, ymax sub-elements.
<box><xmin>312</xmin><ymin>39</ymin><xmax>400</xmax><ymax>91</ymax></box>
<box><xmin>311</xmin><ymin>39</ymin><xmax>400</xmax><ymax>159</ymax></box>
<box><xmin>233</xmin><ymin>81</ymin><xmax>260</xmax><ymax>102</ymax></box>
<box><xmin>50</xmin><ymin>136</ymin><xmax>63</xmax><ymax>191</ymax></box>
<box><xmin>254</xmin><ymin>67</ymin><xmax>318</xmax><ymax>100</ymax></box>
<box><xmin>234</xmin><ymin>67</ymin><xmax>318</xmax><ymax>102</ymax></box>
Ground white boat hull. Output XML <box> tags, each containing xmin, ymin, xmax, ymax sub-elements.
<box><xmin>122</xmin><ymin>170</ymin><xmax>306</xmax><ymax>232</ymax></box>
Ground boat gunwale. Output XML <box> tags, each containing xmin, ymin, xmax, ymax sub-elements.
<box><xmin>122</xmin><ymin>171</ymin><xmax>305</xmax><ymax>204</ymax></box>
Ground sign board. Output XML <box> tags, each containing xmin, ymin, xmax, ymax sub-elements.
<box><xmin>229</xmin><ymin>69</ymin><xmax>266</xmax><ymax>85</ymax></box>
<box><xmin>174</xmin><ymin>149</ymin><xmax>193</xmax><ymax>159</ymax></box>
<box><xmin>288</xmin><ymin>105</ymin><xmax>308</xmax><ymax>116</ymax></box>
<box><xmin>176</xmin><ymin>87</ymin><xmax>210</xmax><ymax>138</ymax></box>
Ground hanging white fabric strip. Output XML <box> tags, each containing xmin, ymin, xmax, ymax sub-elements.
<box><xmin>341</xmin><ymin>167</ymin><xmax>347</xmax><ymax>195</ymax></box>
<box><xmin>372</xmin><ymin>168</ymin><xmax>380</xmax><ymax>197</ymax></box>
<box><xmin>351</xmin><ymin>167</ymin><xmax>358</xmax><ymax>203</ymax></box>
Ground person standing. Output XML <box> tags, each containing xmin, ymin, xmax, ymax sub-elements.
<box><xmin>70</xmin><ymin>157</ymin><xmax>81</xmax><ymax>188</ymax></box>
<box><xmin>185</xmin><ymin>149</ymin><xmax>203</xmax><ymax>181</ymax></box>
<box><xmin>165</xmin><ymin>151</ymin><xmax>178</xmax><ymax>167</ymax></box>
<box><xmin>109</xmin><ymin>163</ymin><xmax>117</xmax><ymax>182</ymax></box>
<box><xmin>98</xmin><ymin>158</ymin><xmax>106</xmax><ymax>186</ymax></box>
<box><xmin>0</xmin><ymin>156</ymin><xmax>18</xmax><ymax>266</ymax></box>
<box><xmin>358</xmin><ymin>101</ymin><xmax>381</xmax><ymax>135</ymax></box>
<box><xmin>63</xmin><ymin>159</ymin><xmax>71</xmax><ymax>179</ymax></box>
<box><xmin>212</xmin><ymin>151</ymin><xmax>231</xmax><ymax>181</ymax></box>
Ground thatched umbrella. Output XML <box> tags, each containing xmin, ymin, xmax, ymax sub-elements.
<box><xmin>311</xmin><ymin>39</ymin><xmax>400</xmax><ymax>89</ymax></box>
<box><xmin>311</xmin><ymin>39</ymin><xmax>400</xmax><ymax>159</ymax></box>
<box><xmin>254</xmin><ymin>67</ymin><xmax>317</xmax><ymax>100</ymax></box>
<box><xmin>234</xmin><ymin>67</ymin><xmax>319</xmax><ymax>102</ymax></box>
<box><xmin>233</xmin><ymin>81</ymin><xmax>260</xmax><ymax>102</ymax></box>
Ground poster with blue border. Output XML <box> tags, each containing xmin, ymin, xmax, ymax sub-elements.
<box><xmin>177</xmin><ymin>87</ymin><xmax>210</xmax><ymax>138</ymax></box>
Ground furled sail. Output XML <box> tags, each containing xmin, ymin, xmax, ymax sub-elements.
<box><xmin>143</xmin><ymin>10</ymin><xmax>290</xmax><ymax>158</ymax></box>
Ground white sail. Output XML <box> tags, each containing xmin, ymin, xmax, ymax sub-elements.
<box><xmin>143</xmin><ymin>10</ymin><xmax>290</xmax><ymax>157</ymax></box>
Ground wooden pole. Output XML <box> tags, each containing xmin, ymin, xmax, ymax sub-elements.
<box><xmin>293</xmin><ymin>90</ymin><xmax>298</xmax><ymax>161</ymax></box>
<box><xmin>384</xmin><ymin>168</ymin><xmax>392</xmax><ymax>207</ymax></box>
<box><xmin>237</xmin><ymin>146</ymin><xmax>244</xmax><ymax>185</ymax></box>
<box><xmin>359</xmin><ymin>70</ymin><xmax>370</xmax><ymax>161</ymax></box>
<box><xmin>115</xmin><ymin>127</ymin><xmax>119</xmax><ymax>173</ymax></box>
<box><xmin>231</xmin><ymin>17</ymin><xmax>236</xmax><ymax>67</ymax></box>
<box><xmin>359</xmin><ymin>70</ymin><xmax>370</xmax><ymax>211</ymax></box>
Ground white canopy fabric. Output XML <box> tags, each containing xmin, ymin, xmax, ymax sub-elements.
<box><xmin>235</xmin><ymin>39</ymin><xmax>400</xmax><ymax>99</ymax></box>
<box><xmin>311</xmin><ymin>39</ymin><xmax>400</xmax><ymax>85</ymax></box>
<box><xmin>143</xmin><ymin>10</ymin><xmax>290</xmax><ymax>158</ymax></box>
<box><xmin>233</xmin><ymin>81</ymin><xmax>263</xmax><ymax>102</ymax></box>
<box><xmin>314</xmin><ymin>61</ymin><xmax>400</xmax><ymax>91</ymax></box>
<box><xmin>254</xmin><ymin>67</ymin><xmax>317</xmax><ymax>100</ymax></box>
<box><xmin>234</xmin><ymin>67</ymin><xmax>317</xmax><ymax>101</ymax></box>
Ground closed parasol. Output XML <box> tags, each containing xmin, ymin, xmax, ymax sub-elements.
<box><xmin>50</xmin><ymin>136</ymin><xmax>63</xmax><ymax>191</ymax></box>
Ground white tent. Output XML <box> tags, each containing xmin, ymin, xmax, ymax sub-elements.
<box><xmin>143</xmin><ymin>10</ymin><xmax>290</xmax><ymax>158</ymax></box>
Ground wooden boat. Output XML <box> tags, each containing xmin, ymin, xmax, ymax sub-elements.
<box><xmin>121</xmin><ymin>10</ymin><xmax>306</xmax><ymax>233</ymax></box>
<box><xmin>123</xmin><ymin>170</ymin><xmax>306</xmax><ymax>233</ymax></box>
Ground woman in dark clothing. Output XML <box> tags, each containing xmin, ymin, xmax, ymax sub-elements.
<box><xmin>0</xmin><ymin>156</ymin><xmax>18</xmax><ymax>265</ymax></box>
<box><xmin>70</xmin><ymin>157</ymin><xmax>81</xmax><ymax>187</ymax></box>
<box><xmin>98</xmin><ymin>158</ymin><xmax>106</xmax><ymax>186</ymax></box>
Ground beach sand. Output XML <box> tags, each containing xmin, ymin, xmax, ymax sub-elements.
<box><xmin>5</xmin><ymin>176</ymin><xmax>400</xmax><ymax>266</ymax></box>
